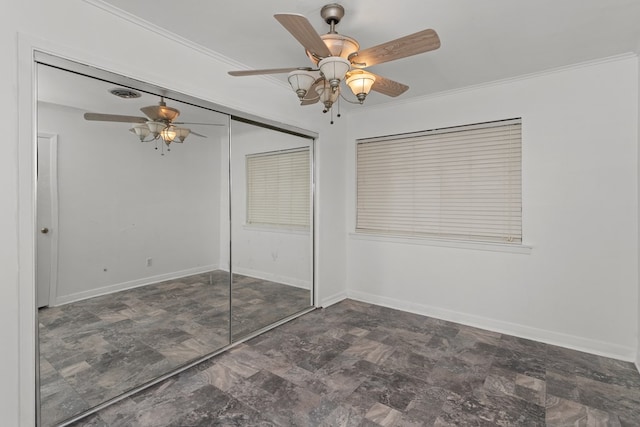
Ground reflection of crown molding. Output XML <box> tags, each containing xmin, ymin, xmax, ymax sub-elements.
<box><xmin>38</xmin><ymin>100</ymin><xmax>86</xmax><ymax>112</ymax></box>
<box><xmin>83</xmin><ymin>0</ymin><xmax>289</xmax><ymax>91</ymax></box>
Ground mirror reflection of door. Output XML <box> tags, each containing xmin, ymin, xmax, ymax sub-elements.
<box><xmin>230</xmin><ymin>120</ymin><xmax>314</xmax><ymax>340</ymax></box>
<box><xmin>36</xmin><ymin>63</ymin><xmax>231</xmax><ymax>426</ymax></box>
<box><xmin>37</xmin><ymin>134</ymin><xmax>58</xmax><ymax>308</ymax></box>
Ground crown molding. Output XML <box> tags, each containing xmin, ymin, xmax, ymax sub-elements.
<box><xmin>353</xmin><ymin>52</ymin><xmax>639</xmax><ymax>114</ymax></box>
<box><xmin>83</xmin><ymin>0</ymin><xmax>291</xmax><ymax>92</ymax></box>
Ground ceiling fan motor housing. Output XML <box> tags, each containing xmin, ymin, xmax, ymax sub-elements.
<box><xmin>321</xmin><ymin>3</ymin><xmax>345</xmax><ymax>26</ymax></box>
<box><xmin>306</xmin><ymin>33</ymin><xmax>359</xmax><ymax>65</ymax></box>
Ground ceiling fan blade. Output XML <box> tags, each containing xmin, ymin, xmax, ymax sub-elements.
<box><xmin>84</xmin><ymin>113</ymin><xmax>148</xmax><ymax>123</ymax></box>
<box><xmin>189</xmin><ymin>131</ymin><xmax>208</xmax><ymax>138</ymax></box>
<box><xmin>301</xmin><ymin>96</ymin><xmax>320</xmax><ymax>106</ymax></box>
<box><xmin>352</xmin><ymin>29</ymin><xmax>440</xmax><ymax>68</ymax></box>
<box><xmin>229</xmin><ymin>67</ymin><xmax>303</xmax><ymax>77</ymax></box>
<box><xmin>174</xmin><ymin>122</ymin><xmax>226</xmax><ymax>126</ymax></box>
<box><xmin>369</xmin><ymin>73</ymin><xmax>409</xmax><ymax>97</ymax></box>
<box><xmin>300</xmin><ymin>79</ymin><xmax>322</xmax><ymax>106</ymax></box>
<box><xmin>274</xmin><ymin>13</ymin><xmax>331</xmax><ymax>58</ymax></box>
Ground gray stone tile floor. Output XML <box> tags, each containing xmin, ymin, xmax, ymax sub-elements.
<box><xmin>65</xmin><ymin>299</ymin><xmax>640</xmax><ymax>426</ymax></box>
<box><xmin>38</xmin><ymin>271</ymin><xmax>310</xmax><ymax>427</ymax></box>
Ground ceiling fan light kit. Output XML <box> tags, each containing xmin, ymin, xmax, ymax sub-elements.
<box><xmin>287</xmin><ymin>69</ymin><xmax>318</xmax><ymax>100</ymax></box>
<box><xmin>174</xmin><ymin>126</ymin><xmax>191</xmax><ymax>143</ymax></box>
<box><xmin>145</xmin><ymin>120</ymin><xmax>166</xmax><ymax>138</ymax></box>
<box><xmin>318</xmin><ymin>56</ymin><xmax>351</xmax><ymax>90</ymax></box>
<box><xmin>84</xmin><ymin>96</ymin><xmax>212</xmax><ymax>155</ymax></box>
<box><xmin>132</xmin><ymin>123</ymin><xmax>151</xmax><ymax>140</ymax></box>
<box><xmin>345</xmin><ymin>70</ymin><xmax>376</xmax><ymax>103</ymax></box>
<box><xmin>229</xmin><ymin>3</ymin><xmax>440</xmax><ymax>123</ymax></box>
<box><xmin>316</xmin><ymin>80</ymin><xmax>340</xmax><ymax>113</ymax></box>
<box><xmin>160</xmin><ymin>126</ymin><xmax>177</xmax><ymax>143</ymax></box>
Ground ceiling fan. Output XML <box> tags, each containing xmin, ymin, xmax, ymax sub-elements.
<box><xmin>228</xmin><ymin>3</ymin><xmax>440</xmax><ymax>120</ymax></box>
<box><xmin>84</xmin><ymin>96</ymin><xmax>217</xmax><ymax>154</ymax></box>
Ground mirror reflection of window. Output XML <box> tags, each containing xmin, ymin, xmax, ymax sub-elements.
<box><xmin>230</xmin><ymin>120</ymin><xmax>313</xmax><ymax>341</ymax></box>
<box><xmin>246</xmin><ymin>148</ymin><xmax>311</xmax><ymax>230</ymax></box>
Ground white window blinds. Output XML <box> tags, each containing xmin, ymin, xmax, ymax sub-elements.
<box><xmin>356</xmin><ymin>119</ymin><xmax>522</xmax><ymax>243</ymax></box>
<box><xmin>246</xmin><ymin>148</ymin><xmax>310</xmax><ymax>229</ymax></box>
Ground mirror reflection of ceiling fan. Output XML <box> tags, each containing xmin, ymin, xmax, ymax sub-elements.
<box><xmin>228</xmin><ymin>3</ymin><xmax>440</xmax><ymax>121</ymax></box>
<box><xmin>84</xmin><ymin>96</ymin><xmax>222</xmax><ymax>154</ymax></box>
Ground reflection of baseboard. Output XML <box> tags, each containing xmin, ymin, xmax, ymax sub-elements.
<box><xmin>54</xmin><ymin>264</ymin><xmax>219</xmax><ymax>306</ymax></box>
<box><xmin>231</xmin><ymin>267</ymin><xmax>311</xmax><ymax>290</ymax></box>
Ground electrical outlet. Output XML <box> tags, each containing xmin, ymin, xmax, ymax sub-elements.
<box><xmin>146</xmin><ymin>257</ymin><xmax>152</xmax><ymax>267</ymax></box>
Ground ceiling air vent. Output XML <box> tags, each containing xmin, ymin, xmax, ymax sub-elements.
<box><xmin>108</xmin><ymin>88</ymin><xmax>141</xmax><ymax>99</ymax></box>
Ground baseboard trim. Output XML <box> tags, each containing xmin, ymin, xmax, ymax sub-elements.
<box><xmin>320</xmin><ymin>291</ymin><xmax>348</xmax><ymax>308</ymax></box>
<box><xmin>54</xmin><ymin>264</ymin><xmax>219</xmax><ymax>306</ymax></box>
<box><xmin>232</xmin><ymin>266</ymin><xmax>311</xmax><ymax>290</ymax></box>
<box><xmin>347</xmin><ymin>290</ymin><xmax>636</xmax><ymax>362</ymax></box>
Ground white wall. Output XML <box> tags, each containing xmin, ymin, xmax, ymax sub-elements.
<box><xmin>230</xmin><ymin>120</ymin><xmax>312</xmax><ymax>288</ymax></box>
<box><xmin>346</xmin><ymin>56</ymin><xmax>639</xmax><ymax>360</ymax></box>
<box><xmin>315</xmin><ymin>118</ymin><xmax>349</xmax><ymax>306</ymax></box>
<box><xmin>38</xmin><ymin>102</ymin><xmax>222</xmax><ymax>304</ymax></box>
<box><xmin>5</xmin><ymin>1</ymin><xmax>325</xmax><ymax>424</ymax></box>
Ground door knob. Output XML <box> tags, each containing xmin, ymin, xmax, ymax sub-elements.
<box><xmin>41</xmin><ymin>227</ymin><xmax>49</xmax><ymax>234</ymax></box>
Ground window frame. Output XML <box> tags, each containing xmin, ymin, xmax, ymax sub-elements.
<box><xmin>354</xmin><ymin>118</ymin><xmax>524</xmax><ymax>248</ymax></box>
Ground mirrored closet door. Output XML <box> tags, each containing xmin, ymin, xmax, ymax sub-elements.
<box><xmin>230</xmin><ymin>121</ymin><xmax>314</xmax><ymax>340</ymax></box>
<box><xmin>35</xmin><ymin>56</ymin><xmax>315</xmax><ymax>426</ymax></box>
<box><xmin>36</xmin><ymin>63</ymin><xmax>231</xmax><ymax>426</ymax></box>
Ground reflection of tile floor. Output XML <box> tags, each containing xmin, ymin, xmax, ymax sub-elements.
<box><xmin>71</xmin><ymin>299</ymin><xmax>640</xmax><ymax>426</ymax></box>
<box><xmin>38</xmin><ymin>271</ymin><xmax>310</xmax><ymax>427</ymax></box>
<box><xmin>231</xmin><ymin>274</ymin><xmax>312</xmax><ymax>340</ymax></box>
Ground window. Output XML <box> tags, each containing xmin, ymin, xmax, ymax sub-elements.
<box><xmin>246</xmin><ymin>147</ymin><xmax>310</xmax><ymax>229</ymax></box>
<box><xmin>356</xmin><ymin>118</ymin><xmax>522</xmax><ymax>243</ymax></box>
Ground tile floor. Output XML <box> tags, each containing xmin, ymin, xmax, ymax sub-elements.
<box><xmin>67</xmin><ymin>299</ymin><xmax>640</xmax><ymax>426</ymax></box>
<box><xmin>39</xmin><ymin>271</ymin><xmax>310</xmax><ymax>427</ymax></box>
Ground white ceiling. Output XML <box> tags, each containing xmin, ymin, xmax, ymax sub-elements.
<box><xmin>96</xmin><ymin>0</ymin><xmax>640</xmax><ymax>107</ymax></box>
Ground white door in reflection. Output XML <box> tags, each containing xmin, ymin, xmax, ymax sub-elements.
<box><xmin>36</xmin><ymin>134</ymin><xmax>58</xmax><ymax>308</ymax></box>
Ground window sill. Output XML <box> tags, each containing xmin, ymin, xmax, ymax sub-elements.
<box><xmin>349</xmin><ymin>232</ymin><xmax>532</xmax><ymax>254</ymax></box>
<box><xmin>243</xmin><ymin>224</ymin><xmax>310</xmax><ymax>235</ymax></box>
